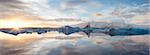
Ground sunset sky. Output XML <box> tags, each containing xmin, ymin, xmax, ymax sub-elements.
<box><xmin>0</xmin><ymin>0</ymin><xmax>149</xmax><ymax>28</ymax></box>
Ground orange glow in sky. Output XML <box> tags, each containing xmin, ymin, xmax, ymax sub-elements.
<box><xmin>0</xmin><ymin>19</ymin><xmax>32</xmax><ymax>28</ymax></box>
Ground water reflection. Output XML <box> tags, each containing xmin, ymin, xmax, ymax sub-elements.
<box><xmin>0</xmin><ymin>32</ymin><xmax>149</xmax><ymax>55</ymax></box>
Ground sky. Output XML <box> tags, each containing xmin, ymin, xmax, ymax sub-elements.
<box><xmin>0</xmin><ymin>0</ymin><xmax>149</xmax><ymax>28</ymax></box>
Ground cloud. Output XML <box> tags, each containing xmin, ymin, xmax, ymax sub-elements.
<box><xmin>0</xmin><ymin>0</ymin><xmax>26</xmax><ymax>11</ymax></box>
<box><xmin>109</xmin><ymin>3</ymin><xmax>150</xmax><ymax>25</ymax></box>
<box><xmin>65</xmin><ymin>0</ymin><xmax>90</xmax><ymax>5</ymax></box>
<box><xmin>56</xmin><ymin>0</ymin><xmax>102</xmax><ymax>19</ymax></box>
<box><xmin>0</xmin><ymin>0</ymin><xmax>102</xmax><ymax>22</ymax></box>
<box><xmin>0</xmin><ymin>0</ymin><xmax>77</xmax><ymax>20</ymax></box>
<box><xmin>0</xmin><ymin>0</ymin><xmax>83</xmax><ymax>27</ymax></box>
<box><xmin>111</xmin><ymin>3</ymin><xmax>149</xmax><ymax>18</ymax></box>
<box><xmin>0</xmin><ymin>0</ymin><xmax>35</xmax><ymax>20</ymax></box>
<box><xmin>21</xmin><ymin>0</ymin><xmax>79</xmax><ymax>19</ymax></box>
<box><xmin>129</xmin><ymin>13</ymin><xmax>150</xmax><ymax>25</ymax></box>
<box><xmin>60</xmin><ymin>0</ymin><xmax>91</xmax><ymax>10</ymax></box>
<box><xmin>93</xmin><ymin>13</ymin><xmax>103</xmax><ymax>17</ymax></box>
<box><xmin>0</xmin><ymin>0</ymin><xmax>21</xmax><ymax>3</ymax></box>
